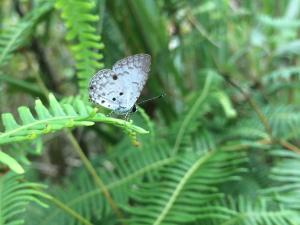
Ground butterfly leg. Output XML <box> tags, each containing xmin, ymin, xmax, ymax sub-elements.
<box><xmin>106</xmin><ymin>110</ymin><xmax>115</xmax><ymax>117</ymax></box>
<box><xmin>124</xmin><ymin>111</ymin><xmax>131</xmax><ymax>121</ymax></box>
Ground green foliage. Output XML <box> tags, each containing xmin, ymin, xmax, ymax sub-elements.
<box><xmin>0</xmin><ymin>151</ymin><xmax>24</xmax><ymax>174</ymax></box>
<box><xmin>0</xmin><ymin>93</ymin><xmax>147</xmax><ymax>175</ymax></box>
<box><xmin>126</xmin><ymin>150</ymin><xmax>247</xmax><ymax>225</ymax></box>
<box><xmin>207</xmin><ymin>196</ymin><xmax>299</xmax><ymax>225</ymax></box>
<box><xmin>262</xmin><ymin>150</ymin><xmax>300</xmax><ymax>210</ymax></box>
<box><xmin>1</xmin><ymin>0</ymin><xmax>300</xmax><ymax>225</ymax></box>
<box><xmin>0</xmin><ymin>1</ymin><xmax>53</xmax><ymax>67</ymax></box>
<box><xmin>0</xmin><ymin>93</ymin><xmax>147</xmax><ymax>146</ymax></box>
<box><xmin>55</xmin><ymin>0</ymin><xmax>104</xmax><ymax>96</ymax></box>
<box><xmin>25</xmin><ymin>138</ymin><xmax>174</xmax><ymax>225</ymax></box>
<box><xmin>0</xmin><ymin>172</ymin><xmax>47</xmax><ymax>225</ymax></box>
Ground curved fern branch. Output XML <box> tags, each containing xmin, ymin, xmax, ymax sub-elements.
<box><xmin>172</xmin><ymin>73</ymin><xmax>213</xmax><ymax>154</ymax></box>
<box><xmin>0</xmin><ymin>93</ymin><xmax>148</xmax><ymax>146</ymax></box>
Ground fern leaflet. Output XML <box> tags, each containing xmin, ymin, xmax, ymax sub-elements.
<box><xmin>55</xmin><ymin>0</ymin><xmax>104</xmax><ymax>96</ymax></box>
<box><xmin>126</xmin><ymin>149</ymin><xmax>247</xmax><ymax>225</ymax></box>
<box><xmin>0</xmin><ymin>1</ymin><xmax>53</xmax><ymax>67</ymax></box>
<box><xmin>0</xmin><ymin>93</ymin><xmax>148</xmax><ymax>146</ymax></box>
<box><xmin>0</xmin><ymin>172</ymin><xmax>47</xmax><ymax>225</ymax></box>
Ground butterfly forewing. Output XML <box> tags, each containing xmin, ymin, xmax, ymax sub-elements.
<box><xmin>88</xmin><ymin>54</ymin><xmax>151</xmax><ymax>114</ymax></box>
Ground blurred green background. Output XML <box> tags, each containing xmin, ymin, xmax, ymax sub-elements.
<box><xmin>1</xmin><ymin>0</ymin><xmax>300</xmax><ymax>225</ymax></box>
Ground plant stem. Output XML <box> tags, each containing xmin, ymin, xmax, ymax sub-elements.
<box><xmin>222</xmin><ymin>74</ymin><xmax>300</xmax><ymax>153</ymax></box>
<box><xmin>15</xmin><ymin>1</ymin><xmax>125</xmax><ymax>222</ymax></box>
<box><xmin>26</xmin><ymin>26</ymin><xmax>124</xmax><ymax>222</ymax></box>
<box><xmin>172</xmin><ymin>74</ymin><xmax>212</xmax><ymax>155</ymax></box>
<box><xmin>45</xmin><ymin>194</ymin><xmax>93</xmax><ymax>225</ymax></box>
<box><xmin>65</xmin><ymin>131</ymin><xmax>125</xmax><ymax>221</ymax></box>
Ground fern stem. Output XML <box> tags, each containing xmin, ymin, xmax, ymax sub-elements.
<box><xmin>172</xmin><ymin>74</ymin><xmax>212</xmax><ymax>155</ymax></box>
<box><xmin>65</xmin><ymin>131</ymin><xmax>125</xmax><ymax>222</ymax></box>
<box><xmin>279</xmin><ymin>140</ymin><xmax>300</xmax><ymax>154</ymax></box>
<box><xmin>153</xmin><ymin>151</ymin><xmax>214</xmax><ymax>225</ymax></box>
<box><xmin>44</xmin><ymin>194</ymin><xmax>93</xmax><ymax>225</ymax></box>
<box><xmin>32</xmin><ymin>70</ymin><xmax>51</xmax><ymax>98</ymax></box>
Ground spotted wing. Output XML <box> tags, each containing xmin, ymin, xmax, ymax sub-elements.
<box><xmin>88</xmin><ymin>54</ymin><xmax>151</xmax><ymax>114</ymax></box>
<box><xmin>88</xmin><ymin>69</ymin><xmax>125</xmax><ymax>111</ymax></box>
<box><xmin>112</xmin><ymin>54</ymin><xmax>151</xmax><ymax>110</ymax></box>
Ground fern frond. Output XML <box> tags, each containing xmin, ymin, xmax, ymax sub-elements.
<box><xmin>262</xmin><ymin>149</ymin><xmax>300</xmax><ymax>211</ymax></box>
<box><xmin>172</xmin><ymin>71</ymin><xmax>214</xmax><ymax>154</ymax></box>
<box><xmin>0</xmin><ymin>1</ymin><xmax>53</xmax><ymax>67</ymax></box>
<box><xmin>26</xmin><ymin>142</ymin><xmax>175</xmax><ymax>225</ymax></box>
<box><xmin>263</xmin><ymin>67</ymin><xmax>300</xmax><ymax>83</ymax></box>
<box><xmin>224</xmin><ymin>117</ymin><xmax>268</xmax><ymax>141</ymax></box>
<box><xmin>201</xmin><ymin>196</ymin><xmax>299</xmax><ymax>225</ymax></box>
<box><xmin>171</xmin><ymin>70</ymin><xmax>235</xmax><ymax>154</ymax></box>
<box><xmin>0</xmin><ymin>93</ymin><xmax>148</xmax><ymax>146</ymax></box>
<box><xmin>275</xmin><ymin>40</ymin><xmax>300</xmax><ymax>56</ymax></box>
<box><xmin>224</xmin><ymin>104</ymin><xmax>300</xmax><ymax>141</ymax></box>
<box><xmin>55</xmin><ymin>0</ymin><xmax>104</xmax><ymax>96</ymax></box>
<box><xmin>263</xmin><ymin>105</ymin><xmax>300</xmax><ymax>140</ymax></box>
<box><xmin>0</xmin><ymin>150</ymin><xmax>24</xmax><ymax>174</ymax></box>
<box><xmin>0</xmin><ymin>139</ymin><xmax>43</xmax><ymax>174</ymax></box>
<box><xmin>0</xmin><ymin>172</ymin><xmax>47</xmax><ymax>225</ymax></box>
<box><xmin>258</xmin><ymin>15</ymin><xmax>300</xmax><ymax>29</ymax></box>
<box><xmin>126</xmin><ymin>149</ymin><xmax>247</xmax><ymax>225</ymax></box>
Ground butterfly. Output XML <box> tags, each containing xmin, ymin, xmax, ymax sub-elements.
<box><xmin>88</xmin><ymin>54</ymin><xmax>151</xmax><ymax>115</ymax></box>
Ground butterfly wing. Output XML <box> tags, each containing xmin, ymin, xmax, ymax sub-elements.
<box><xmin>89</xmin><ymin>69</ymin><xmax>125</xmax><ymax>111</ymax></box>
<box><xmin>112</xmin><ymin>54</ymin><xmax>151</xmax><ymax>111</ymax></box>
<box><xmin>88</xmin><ymin>54</ymin><xmax>151</xmax><ymax>114</ymax></box>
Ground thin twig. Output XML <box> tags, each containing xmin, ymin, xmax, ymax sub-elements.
<box><xmin>65</xmin><ymin>131</ymin><xmax>125</xmax><ymax>221</ymax></box>
<box><xmin>186</xmin><ymin>13</ymin><xmax>220</xmax><ymax>48</ymax></box>
<box><xmin>45</xmin><ymin>194</ymin><xmax>93</xmax><ymax>225</ymax></box>
<box><xmin>222</xmin><ymin>74</ymin><xmax>300</xmax><ymax>153</ymax></box>
<box><xmin>223</xmin><ymin>76</ymin><xmax>272</xmax><ymax>137</ymax></box>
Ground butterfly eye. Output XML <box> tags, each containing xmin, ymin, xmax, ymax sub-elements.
<box><xmin>112</xmin><ymin>97</ymin><xmax>116</xmax><ymax>101</ymax></box>
<box><xmin>119</xmin><ymin>92</ymin><xmax>123</xmax><ymax>96</ymax></box>
<box><xmin>112</xmin><ymin>75</ymin><xmax>118</xmax><ymax>80</ymax></box>
<box><xmin>131</xmin><ymin>105</ymin><xmax>137</xmax><ymax>112</ymax></box>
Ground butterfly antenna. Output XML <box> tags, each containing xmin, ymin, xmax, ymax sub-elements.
<box><xmin>138</xmin><ymin>93</ymin><xmax>165</xmax><ymax>105</ymax></box>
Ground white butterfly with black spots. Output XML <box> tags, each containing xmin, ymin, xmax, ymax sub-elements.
<box><xmin>88</xmin><ymin>54</ymin><xmax>151</xmax><ymax>114</ymax></box>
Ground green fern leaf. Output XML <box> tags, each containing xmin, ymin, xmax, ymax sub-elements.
<box><xmin>55</xmin><ymin>0</ymin><xmax>104</xmax><ymax>96</ymax></box>
<box><xmin>172</xmin><ymin>70</ymin><xmax>233</xmax><ymax>154</ymax></box>
<box><xmin>203</xmin><ymin>196</ymin><xmax>299</xmax><ymax>225</ymax></box>
<box><xmin>0</xmin><ymin>150</ymin><xmax>24</xmax><ymax>174</ymax></box>
<box><xmin>0</xmin><ymin>172</ymin><xmax>47</xmax><ymax>225</ymax></box>
<box><xmin>266</xmin><ymin>105</ymin><xmax>300</xmax><ymax>139</ymax></box>
<box><xmin>26</xmin><ymin>141</ymin><xmax>175</xmax><ymax>225</ymax></box>
<box><xmin>171</xmin><ymin>72</ymin><xmax>214</xmax><ymax>154</ymax></box>
<box><xmin>0</xmin><ymin>93</ymin><xmax>148</xmax><ymax>146</ymax></box>
<box><xmin>126</xmin><ymin>149</ymin><xmax>247</xmax><ymax>225</ymax></box>
<box><xmin>0</xmin><ymin>1</ymin><xmax>53</xmax><ymax>67</ymax></box>
<box><xmin>262</xmin><ymin>149</ymin><xmax>300</xmax><ymax>211</ymax></box>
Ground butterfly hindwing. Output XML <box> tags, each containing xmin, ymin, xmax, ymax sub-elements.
<box><xmin>89</xmin><ymin>69</ymin><xmax>123</xmax><ymax>111</ymax></box>
<box><xmin>112</xmin><ymin>54</ymin><xmax>151</xmax><ymax>107</ymax></box>
<box><xmin>88</xmin><ymin>54</ymin><xmax>151</xmax><ymax>114</ymax></box>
